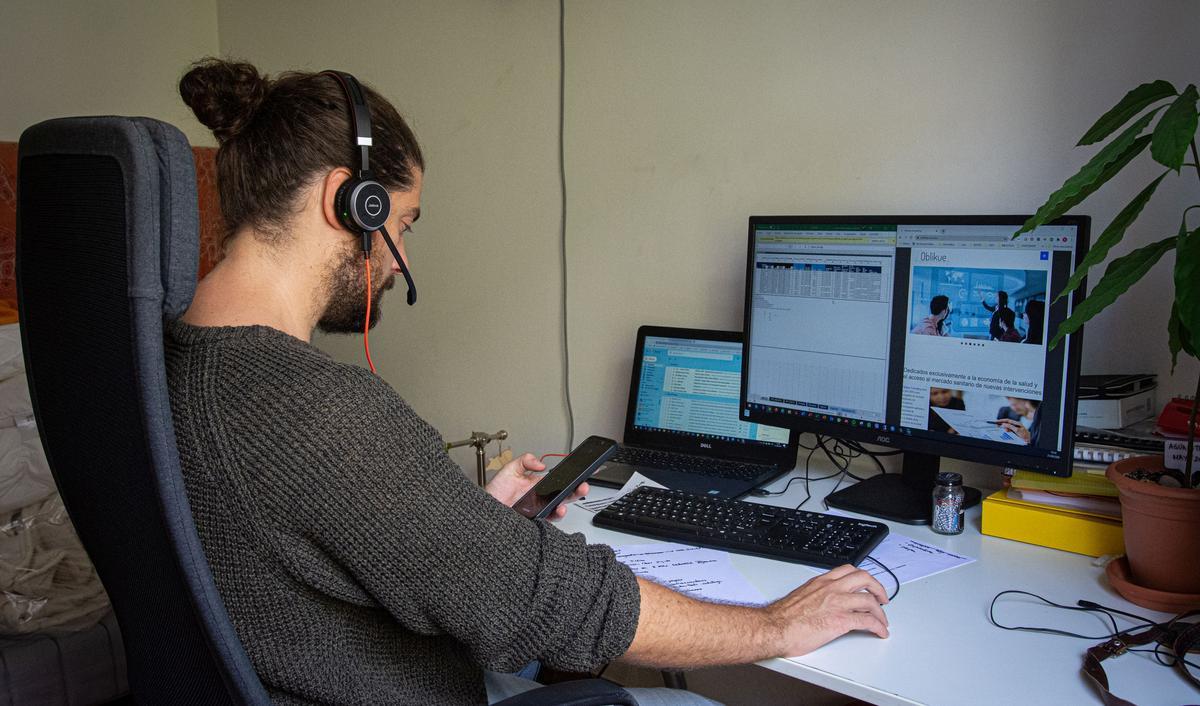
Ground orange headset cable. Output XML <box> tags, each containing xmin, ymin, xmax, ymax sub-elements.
<box><xmin>363</xmin><ymin>255</ymin><xmax>377</xmax><ymax>374</ymax></box>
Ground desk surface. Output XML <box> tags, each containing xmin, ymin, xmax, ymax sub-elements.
<box><xmin>561</xmin><ymin>461</ymin><xmax>1196</xmax><ymax>706</ymax></box>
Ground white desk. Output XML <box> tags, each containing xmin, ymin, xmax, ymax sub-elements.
<box><xmin>562</xmin><ymin>461</ymin><xmax>1196</xmax><ymax>706</ymax></box>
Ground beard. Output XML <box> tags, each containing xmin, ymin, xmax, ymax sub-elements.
<box><xmin>316</xmin><ymin>249</ymin><xmax>396</xmax><ymax>335</ymax></box>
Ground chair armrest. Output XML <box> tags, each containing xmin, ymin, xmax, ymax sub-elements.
<box><xmin>491</xmin><ymin>677</ymin><xmax>637</xmax><ymax>706</ymax></box>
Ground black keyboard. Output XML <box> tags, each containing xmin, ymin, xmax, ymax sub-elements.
<box><xmin>609</xmin><ymin>446</ymin><xmax>769</xmax><ymax>481</ymax></box>
<box><xmin>593</xmin><ymin>487</ymin><xmax>890</xmax><ymax>569</ymax></box>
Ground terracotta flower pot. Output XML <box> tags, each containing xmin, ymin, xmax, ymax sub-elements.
<box><xmin>1107</xmin><ymin>455</ymin><xmax>1200</xmax><ymax>597</ymax></box>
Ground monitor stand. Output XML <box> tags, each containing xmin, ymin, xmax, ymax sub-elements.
<box><xmin>823</xmin><ymin>451</ymin><xmax>982</xmax><ymax>525</ymax></box>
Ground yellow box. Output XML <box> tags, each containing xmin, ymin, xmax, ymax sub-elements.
<box><xmin>981</xmin><ymin>490</ymin><xmax>1124</xmax><ymax>557</ymax></box>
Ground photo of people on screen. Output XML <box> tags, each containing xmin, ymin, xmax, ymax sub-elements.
<box><xmin>1022</xmin><ymin>300</ymin><xmax>1045</xmax><ymax>345</ymax></box>
<box><xmin>911</xmin><ymin>295</ymin><xmax>952</xmax><ymax>336</ymax></box>
<box><xmin>927</xmin><ymin>387</ymin><xmax>965</xmax><ymax>433</ymax></box>
<box><xmin>926</xmin><ymin>388</ymin><xmax>1039</xmax><ymax>446</ymax></box>
<box><xmin>982</xmin><ymin>291</ymin><xmax>1011</xmax><ymax>340</ymax></box>
<box><xmin>910</xmin><ymin>267</ymin><xmax>1048</xmax><ymax>343</ymax></box>
<box><xmin>995</xmin><ymin>396</ymin><xmax>1040</xmax><ymax>446</ymax></box>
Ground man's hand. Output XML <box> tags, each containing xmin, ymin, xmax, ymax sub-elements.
<box><xmin>992</xmin><ymin>418</ymin><xmax>1031</xmax><ymax>443</ymax></box>
<box><xmin>484</xmin><ymin>452</ymin><xmax>589</xmax><ymax>520</ymax></box>
<box><xmin>624</xmin><ymin>565</ymin><xmax>888</xmax><ymax>668</ymax></box>
<box><xmin>766</xmin><ymin>564</ymin><xmax>889</xmax><ymax>657</ymax></box>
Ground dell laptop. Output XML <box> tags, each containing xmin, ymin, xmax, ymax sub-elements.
<box><xmin>589</xmin><ymin>326</ymin><xmax>800</xmax><ymax>498</ymax></box>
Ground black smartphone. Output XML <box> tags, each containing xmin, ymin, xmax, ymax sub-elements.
<box><xmin>513</xmin><ymin>435</ymin><xmax>619</xmax><ymax>519</ymax></box>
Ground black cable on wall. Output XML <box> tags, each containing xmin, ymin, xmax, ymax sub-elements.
<box><xmin>559</xmin><ymin>0</ymin><xmax>575</xmax><ymax>452</ymax></box>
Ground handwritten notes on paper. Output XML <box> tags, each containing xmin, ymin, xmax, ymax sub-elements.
<box><xmin>614</xmin><ymin>543</ymin><xmax>768</xmax><ymax>606</ymax></box>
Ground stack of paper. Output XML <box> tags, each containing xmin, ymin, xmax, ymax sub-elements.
<box><xmin>1006</xmin><ymin>470</ymin><xmax>1120</xmax><ymax>518</ymax></box>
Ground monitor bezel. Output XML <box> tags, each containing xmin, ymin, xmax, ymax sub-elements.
<box><xmin>739</xmin><ymin>214</ymin><xmax>1090</xmax><ymax>477</ymax></box>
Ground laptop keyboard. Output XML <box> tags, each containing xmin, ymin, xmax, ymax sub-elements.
<box><xmin>609</xmin><ymin>446</ymin><xmax>770</xmax><ymax>481</ymax></box>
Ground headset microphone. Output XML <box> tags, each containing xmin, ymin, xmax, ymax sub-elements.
<box><xmin>379</xmin><ymin>225</ymin><xmax>417</xmax><ymax>306</ymax></box>
<box><xmin>322</xmin><ymin>69</ymin><xmax>417</xmax><ymax>307</ymax></box>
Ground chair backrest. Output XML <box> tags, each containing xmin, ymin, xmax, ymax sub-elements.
<box><xmin>15</xmin><ymin>117</ymin><xmax>269</xmax><ymax>705</ymax></box>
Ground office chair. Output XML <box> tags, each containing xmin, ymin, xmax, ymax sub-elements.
<box><xmin>15</xmin><ymin>116</ymin><xmax>634</xmax><ymax>706</ymax></box>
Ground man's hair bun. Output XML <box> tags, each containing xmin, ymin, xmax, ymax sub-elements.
<box><xmin>179</xmin><ymin>58</ymin><xmax>269</xmax><ymax>142</ymax></box>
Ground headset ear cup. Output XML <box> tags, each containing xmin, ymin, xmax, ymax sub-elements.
<box><xmin>334</xmin><ymin>178</ymin><xmax>358</xmax><ymax>231</ymax></box>
<box><xmin>350</xmin><ymin>181</ymin><xmax>391</xmax><ymax>231</ymax></box>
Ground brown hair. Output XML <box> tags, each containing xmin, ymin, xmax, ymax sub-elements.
<box><xmin>179</xmin><ymin>58</ymin><xmax>423</xmax><ymax>245</ymax></box>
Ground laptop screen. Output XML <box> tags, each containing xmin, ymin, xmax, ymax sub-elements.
<box><xmin>632</xmin><ymin>335</ymin><xmax>791</xmax><ymax>448</ymax></box>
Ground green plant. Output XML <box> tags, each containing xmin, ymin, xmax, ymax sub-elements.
<box><xmin>1018</xmin><ymin>80</ymin><xmax>1199</xmax><ymax>488</ymax></box>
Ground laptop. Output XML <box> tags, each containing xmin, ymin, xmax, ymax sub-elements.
<box><xmin>589</xmin><ymin>326</ymin><xmax>800</xmax><ymax>499</ymax></box>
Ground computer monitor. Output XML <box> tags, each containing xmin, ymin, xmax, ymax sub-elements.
<box><xmin>740</xmin><ymin>215</ymin><xmax>1090</xmax><ymax>524</ymax></box>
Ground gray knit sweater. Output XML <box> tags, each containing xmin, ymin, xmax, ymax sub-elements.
<box><xmin>164</xmin><ymin>321</ymin><xmax>640</xmax><ymax>705</ymax></box>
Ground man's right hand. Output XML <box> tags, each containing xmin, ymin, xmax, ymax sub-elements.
<box><xmin>623</xmin><ymin>565</ymin><xmax>889</xmax><ymax>668</ymax></box>
<box><xmin>766</xmin><ymin>564</ymin><xmax>890</xmax><ymax>657</ymax></box>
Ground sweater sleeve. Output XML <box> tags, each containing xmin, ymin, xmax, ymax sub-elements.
<box><xmin>250</xmin><ymin>373</ymin><xmax>640</xmax><ymax>674</ymax></box>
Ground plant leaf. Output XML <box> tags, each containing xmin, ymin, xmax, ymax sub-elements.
<box><xmin>1167</xmin><ymin>302</ymin><xmax>1197</xmax><ymax>371</ymax></box>
<box><xmin>1052</xmin><ymin>171</ymin><xmax>1169</xmax><ymax>303</ymax></box>
<box><xmin>1151</xmin><ymin>84</ymin><xmax>1199</xmax><ymax>171</ymax></box>
<box><xmin>1079</xmin><ymin>80</ymin><xmax>1177</xmax><ymax>146</ymax></box>
<box><xmin>1049</xmin><ymin>236</ymin><xmax>1177</xmax><ymax>349</ymax></box>
<box><xmin>1175</xmin><ymin>226</ymin><xmax>1200</xmax><ymax>357</ymax></box>
<box><xmin>1017</xmin><ymin>129</ymin><xmax>1154</xmax><ymax>237</ymax></box>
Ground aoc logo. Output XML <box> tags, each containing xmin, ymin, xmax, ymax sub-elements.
<box><xmin>876</xmin><ymin>434</ymin><xmax>892</xmax><ymax>444</ymax></box>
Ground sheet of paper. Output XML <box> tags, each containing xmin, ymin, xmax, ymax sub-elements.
<box><xmin>614</xmin><ymin>543</ymin><xmax>767</xmax><ymax>606</ymax></box>
<box><xmin>822</xmin><ymin>509</ymin><xmax>975</xmax><ymax>585</ymax></box>
<box><xmin>855</xmin><ymin>530</ymin><xmax>975</xmax><ymax>585</ymax></box>
<box><xmin>572</xmin><ymin>471</ymin><xmax>666</xmax><ymax>514</ymax></box>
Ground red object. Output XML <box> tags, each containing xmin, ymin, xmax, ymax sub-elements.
<box><xmin>363</xmin><ymin>256</ymin><xmax>376</xmax><ymax>374</ymax></box>
<box><xmin>1</xmin><ymin>141</ymin><xmax>227</xmax><ymax>304</ymax></box>
<box><xmin>1157</xmin><ymin>396</ymin><xmax>1197</xmax><ymax>437</ymax></box>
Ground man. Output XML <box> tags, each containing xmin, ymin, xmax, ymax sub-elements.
<box><xmin>168</xmin><ymin>59</ymin><xmax>888</xmax><ymax>705</ymax></box>
<box><xmin>983</xmin><ymin>291</ymin><xmax>1011</xmax><ymax>341</ymax></box>
<box><xmin>996</xmin><ymin>308</ymin><xmax>1024</xmax><ymax>343</ymax></box>
<box><xmin>911</xmin><ymin>295</ymin><xmax>952</xmax><ymax>336</ymax></box>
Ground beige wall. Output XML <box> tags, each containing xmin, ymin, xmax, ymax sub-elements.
<box><xmin>219</xmin><ymin>0</ymin><xmax>1200</xmax><ymax>469</ymax></box>
<box><xmin>560</xmin><ymin>0</ymin><xmax>1200</xmax><ymax>445</ymax></box>
<box><xmin>216</xmin><ymin>0</ymin><xmax>568</xmax><ymax>470</ymax></box>
<box><xmin>4</xmin><ymin>1</ymin><xmax>1197</xmax><ymax>472</ymax></box>
<box><xmin>0</xmin><ymin>0</ymin><xmax>219</xmax><ymax>145</ymax></box>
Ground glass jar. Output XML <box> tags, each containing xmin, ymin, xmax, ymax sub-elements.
<box><xmin>931</xmin><ymin>471</ymin><xmax>965</xmax><ymax>535</ymax></box>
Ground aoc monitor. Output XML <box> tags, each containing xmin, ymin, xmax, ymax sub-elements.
<box><xmin>740</xmin><ymin>215</ymin><xmax>1089</xmax><ymax>524</ymax></box>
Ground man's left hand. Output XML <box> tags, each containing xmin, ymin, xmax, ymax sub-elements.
<box><xmin>485</xmin><ymin>452</ymin><xmax>588</xmax><ymax>520</ymax></box>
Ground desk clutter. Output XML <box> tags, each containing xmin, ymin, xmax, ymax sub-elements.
<box><xmin>585</xmin><ymin>472</ymin><xmax>977</xmax><ymax>599</ymax></box>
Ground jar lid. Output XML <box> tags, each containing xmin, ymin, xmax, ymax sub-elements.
<box><xmin>936</xmin><ymin>471</ymin><xmax>963</xmax><ymax>486</ymax></box>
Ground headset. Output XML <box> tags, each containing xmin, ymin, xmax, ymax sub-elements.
<box><xmin>322</xmin><ymin>69</ymin><xmax>417</xmax><ymax>306</ymax></box>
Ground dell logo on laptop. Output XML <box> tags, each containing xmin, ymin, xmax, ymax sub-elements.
<box><xmin>700</xmin><ymin>442</ymin><xmax>713</xmax><ymax>449</ymax></box>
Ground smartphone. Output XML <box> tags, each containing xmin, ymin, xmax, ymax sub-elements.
<box><xmin>513</xmin><ymin>435</ymin><xmax>619</xmax><ymax>519</ymax></box>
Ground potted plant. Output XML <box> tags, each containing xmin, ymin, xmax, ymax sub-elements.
<box><xmin>1019</xmin><ymin>80</ymin><xmax>1200</xmax><ymax>612</ymax></box>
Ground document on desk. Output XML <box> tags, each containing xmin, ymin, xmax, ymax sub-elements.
<box><xmin>614</xmin><ymin>543</ymin><xmax>768</xmax><ymax>606</ymax></box>
<box><xmin>572</xmin><ymin>471</ymin><xmax>667</xmax><ymax>513</ymax></box>
<box><xmin>855</xmin><ymin>528</ymin><xmax>975</xmax><ymax>584</ymax></box>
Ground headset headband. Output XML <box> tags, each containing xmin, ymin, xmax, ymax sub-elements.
<box><xmin>322</xmin><ymin>70</ymin><xmax>373</xmax><ymax>176</ymax></box>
